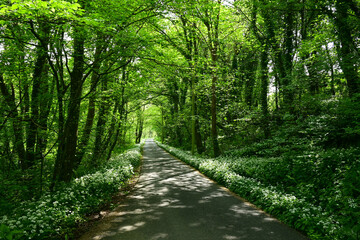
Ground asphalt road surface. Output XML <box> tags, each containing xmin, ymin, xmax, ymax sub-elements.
<box><xmin>79</xmin><ymin>139</ymin><xmax>308</xmax><ymax>240</ymax></box>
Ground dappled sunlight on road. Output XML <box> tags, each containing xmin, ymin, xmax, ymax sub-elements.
<box><xmin>79</xmin><ymin>140</ymin><xmax>307</xmax><ymax>240</ymax></box>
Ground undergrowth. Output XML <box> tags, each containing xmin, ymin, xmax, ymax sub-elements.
<box><xmin>158</xmin><ymin>142</ymin><xmax>360</xmax><ymax>240</ymax></box>
<box><xmin>0</xmin><ymin>145</ymin><xmax>142</xmax><ymax>240</ymax></box>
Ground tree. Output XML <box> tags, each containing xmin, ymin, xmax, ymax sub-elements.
<box><xmin>332</xmin><ymin>0</ymin><xmax>360</xmax><ymax>97</ymax></box>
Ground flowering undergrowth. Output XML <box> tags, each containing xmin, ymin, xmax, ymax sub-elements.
<box><xmin>158</xmin><ymin>142</ymin><xmax>359</xmax><ymax>240</ymax></box>
<box><xmin>0</xmin><ymin>146</ymin><xmax>142</xmax><ymax>239</ymax></box>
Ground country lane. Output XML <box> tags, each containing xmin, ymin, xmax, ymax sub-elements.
<box><xmin>78</xmin><ymin>139</ymin><xmax>308</xmax><ymax>240</ymax></box>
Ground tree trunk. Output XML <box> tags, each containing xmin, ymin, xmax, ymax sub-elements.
<box><xmin>211</xmin><ymin>59</ymin><xmax>220</xmax><ymax>157</ymax></box>
<box><xmin>106</xmin><ymin>70</ymin><xmax>127</xmax><ymax>160</ymax></box>
<box><xmin>0</xmin><ymin>74</ymin><xmax>26</xmax><ymax>169</ymax></box>
<box><xmin>325</xmin><ymin>45</ymin><xmax>336</xmax><ymax>96</ymax></box>
<box><xmin>135</xmin><ymin>108</ymin><xmax>144</xmax><ymax>144</ymax></box>
<box><xmin>191</xmin><ymin>74</ymin><xmax>196</xmax><ymax>155</ymax></box>
<box><xmin>194</xmin><ymin>96</ymin><xmax>204</xmax><ymax>154</ymax></box>
<box><xmin>53</xmin><ymin>29</ymin><xmax>85</xmax><ymax>183</ymax></box>
<box><xmin>334</xmin><ymin>0</ymin><xmax>360</xmax><ymax>97</ymax></box>
<box><xmin>106</xmin><ymin>123</ymin><xmax>121</xmax><ymax>161</ymax></box>
<box><xmin>161</xmin><ymin>107</ymin><xmax>165</xmax><ymax>143</ymax></box>
<box><xmin>36</xmin><ymin>64</ymin><xmax>53</xmax><ymax>159</ymax></box>
<box><xmin>281</xmin><ymin>7</ymin><xmax>295</xmax><ymax>111</ymax></box>
<box><xmin>208</xmin><ymin>0</ymin><xmax>222</xmax><ymax>157</ymax></box>
<box><xmin>76</xmin><ymin>37</ymin><xmax>104</xmax><ymax>167</ymax></box>
<box><xmin>26</xmin><ymin>38</ymin><xmax>48</xmax><ymax>169</ymax></box>
<box><xmin>92</xmin><ymin>77</ymin><xmax>110</xmax><ymax>167</ymax></box>
<box><xmin>260</xmin><ymin>50</ymin><xmax>270</xmax><ymax>138</ymax></box>
<box><xmin>101</xmin><ymin>102</ymin><xmax>119</xmax><ymax>160</ymax></box>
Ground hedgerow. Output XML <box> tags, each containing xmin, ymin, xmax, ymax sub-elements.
<box><xmin>158</xmin><ymin>142</ymin><xmax>359</xmax><ymax>240</ymax></box>
<box><xmin>0</xmin><ymin>146</ymin><xmax>142</xmax><ymax>240</ymax></box>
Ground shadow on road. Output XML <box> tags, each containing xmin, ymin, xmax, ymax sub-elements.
<box><xmin>79</xmin><ymin>140</ymin><xmax>308</xmax><ymax>240</ymax></box>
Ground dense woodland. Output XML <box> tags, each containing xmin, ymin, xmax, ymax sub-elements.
<box><xmin>0</xmin><ymin>0</ymin><xmax>359</xmax><ymax>239</ymax></box>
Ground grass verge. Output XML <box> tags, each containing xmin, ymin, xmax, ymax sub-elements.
<box><xmin>0</xmin><ymin>145</ymin><xmax>142</xmax><ymax>240</ymax></box>
<box><xmin>157</xmin><ymin>142</ymin><xmax>354</xmax><ymax>240</ymax></box>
